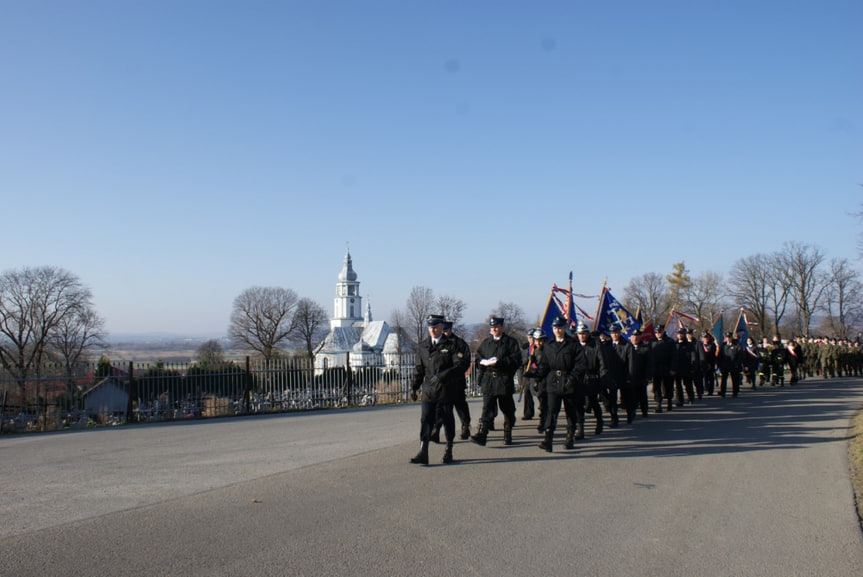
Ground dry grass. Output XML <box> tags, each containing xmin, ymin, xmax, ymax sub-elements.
<box><xmin>849</xmin><ymin>408</ymin><xmax>863</xmax><ymax>530</ymax></box>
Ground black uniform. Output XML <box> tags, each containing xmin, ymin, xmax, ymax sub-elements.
<box><xmin>649</xmin><ymin>333</ymin><xmax>675</xmax><ymax>412</ymax></box>
<box><xmin>472</xmin><ymin>330</ymin><xmax>522</xmax><ymax>445</ymax></box>
<box><xmin>411</xmin><ymin>332</ymin><xmax>470</xmax><ymax>463</ymax></box>
<box><xmin>576</xmin><ymin>334</ymin><xmax>608</xmax><ymax>436</ymax></box>
<box><xmin>433</xmin><ymin>330</ymin><xmax>472</xmax><ymax>440</ymax></box>
<box><xmin>671</xmin><ymin>334</ymin><xmax>696</xmax><ymax>405</ymax></box>
<box><xmin>697</xmin><ymin>337</ymin><xmax>718</xmax><ymax>396</ymax></box>
<box><xmin>605</xmin><ymin>333</ymin><xmax>632</xmax><ymax>426</ymax></box>
<box><xmin>629</xmin><ymin>338</ymin><xmax>651</xmax><ymax>418</ymax></box>
<box><xmin>535</xmin><ymin>333</ymin><xmax>586</xmax><ymax>451</ymax></box>
<box><xmin>718</xmin><ymin>337</ymin><xmax>743</xmax><ymax>397</ymax></box>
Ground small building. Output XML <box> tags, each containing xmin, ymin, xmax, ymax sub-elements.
<box><xmin>82</xmin><ymin>377</ymin><xmax>129</xmax><ymax>416</ymax></box>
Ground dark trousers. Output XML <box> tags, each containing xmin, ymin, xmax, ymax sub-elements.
<box><xmin>422</xmin><ymin>400</ymin><xmax>455</xmax><ymax>443</ymax></box>
<box><xmin>674</xmin><ymin>374</ymin><xmax>695</xmax><ymax>404</ymax></box>
<box><xmin>544</xmin><ymin>391</ymin><xmax>577</xmax><ymax>433</ymax></box>
<box><xmin>522</xmin><ymin>385</ymin><xmax>536</xmax><ymax>419</ymax></box>
<box><xmin>481</xmin><ymin>393</ymin><xmax>516</xmax><ymax>428</ymax></box>
<box><xmin>619</xmin><ymin>386</ymin><xmax>637</xmax><ymax>420</ymax></box>
<box><xmin>635</xmin><ymin>381</ymin><xmax>649</xmax><ymax>415</ymax></box>
<box><xmin>719</xmin><ymin>370</ymin><xmax>741</xmax><ymax>397</ymax></box>
<box><xmin>652</xmin><ymin>374</ymin><xmax>674</xmax><ymax>405</ymax></box>
<box><xmin>700</xmin><ymin>368</ymin><xmax>714</xmax><ymax>395</ymax></box>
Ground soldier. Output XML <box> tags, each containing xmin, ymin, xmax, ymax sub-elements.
<box><xmin>409</xmin><ymin>314</ymin><xmax>470</xmax><ymax>465</ymax></box>
<box><xmin>770</xmin><ymin>336</ymin><xmax>787</xmax><ymax>386</ymax></box>
<box><xmin>606</xmin><ymin>324</ymin><xmax>633</xmax><ymax>425</ymax></box>
<box><xmin>520</xmin><ymin>329</ymin><xmax>538</xmax><ymax>421</ymax></box>
<box><xmin>786</xmin><ymin>338</ymin><xmax>803</xmax><ymax>384</ymax></box>
<box><xmin>697</xmin><ymin>332</ymin><xmax>718</xmax><ymax>396</ymax></box>
<box><xmin>629</xmin><ymin>329</ymin><xmax>651</xmax><ymax>418</ymax></box>
<box><xmin>757</xmin><ymin>337</ymin><xmax>772</xmax><ymax>385</ymax></box>
<box><xmin>671</xmin><ymin>327</ymin><xmax>696</xmax><ymax>406</ymax></box>
<box><xmin>524</xmin><ymin>328</ymin><xmax>549</xmax><ymax>433</ymax></box>
<box><xmin>574</xmin><ymin>323</ymin><xmax>608</xmax><ymax>438</ymax></box>
<box><xmin>440</xmin><ymin>320</ymin><xmax>472</xmax><ymax>439</ymax></box>
<box><xmin>650</xmin><ymin>325</ymin><xmax>675</xmax><ymax>412</ymax></box>
<box><xmin>533</xmin><ymin>316</ymin><xmax>586</xmax><ymax>451</ymax></box>
<box><xmin>471</xmin><ymin>316</ymin><xmax>522</xmax><ymax>447</ymax></box>
<box><xmin>686</xmin><ymin>328</ymin><xmax>703</xmax><ymax>398</ymax></box>
<box><xmin>718</xmin><ymin>331</ymin><xmax>743</xmax><ymax>397</ymax></box>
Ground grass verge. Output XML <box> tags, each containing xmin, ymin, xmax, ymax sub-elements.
<box><xmin>849</xmin><ymin>408</ymin><xmax>863</xmax><ymax>530</ymax></box>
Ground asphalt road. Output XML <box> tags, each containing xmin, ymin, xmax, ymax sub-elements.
<box><xmin>2</xmin><ymin>377</ymin><xmax>862</xmax><ymax>577</ymax></box>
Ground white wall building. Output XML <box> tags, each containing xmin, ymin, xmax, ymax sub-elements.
<box><xmin>314</xmin><ymin>249</ymin><xmax>411</xmax><ymax>372</ymax></box>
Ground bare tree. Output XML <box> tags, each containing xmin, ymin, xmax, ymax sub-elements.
<box><xmin>623</xmin><ymin>272</ymin><xmax>669</xmax><ymax>323</ymax></box>
<box><xmin>228</xmin><ymin>286</ymin><xmax>298</xmax><ymax>360</ymax></box>
<box><xmin>727</xmin><ymin>254</ymin><xmax>773</xmax><ymax>337</ymax></box>
<box><xmin>0</xmin><ymin>266</ymin><xmax>95</xmax><ymax>399</ymax></box>
<box><xmin>405</xmin><ymin>286</ymin><xmax>435</xmax><ymax>345</ymax></box>
<box><xmin>488</xmin><ymin>301</ymin><xmax>528</xmax><ymax>344</ymax></box>
<box><xmin>196</xmin><ymin>339</ymin><xmax>225</xmax><ymax>367</ymax></box>
<box><xmin>48</xmin><ymin>305</ymin><xmax>107</xmax><ymax>400</ymax></box>
<box><xmin>778</xmin><ymin>241</ymin><xmax>827</xmax><ymax>336</ymax></box>
<box><xmin>289</xmin><ymin>297</ymin><xmax>329</xmax><ymax>359</ymax></box>
<box><xmin>823</xmin><ymin>258</ymin><xmax>863</xmax><ymax>339</ymax></box>
<box><xmin>436</xmin><ymin>294</ymin><xmax>467</xmax><ymax>332</ymax></box>
<box><xmin>681</xmin><ymin>271</ymin><xmax>725</xmax><ymax>332</ymax></box>
<box><xmin>765</xmin><ymin>253</ymin><xmax>792</xmax><ymax>338</ymax></box>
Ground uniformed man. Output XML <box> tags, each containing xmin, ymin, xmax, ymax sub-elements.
<box><xmin>434</xmin><ymin>320</ymin><xmax>472</xmax><ymax>440</ymax></box>
<box><xmin>697</xmin><ymin>332</ymin><xmax>718</xmax><ymax>396</ymax></box>
<box><xmin>409</xmin><ymin>314</ymin><xmax>470</xmax><ymax>465</ymax></box>
<box><xmin>649</xmin><ymin>325</ymin><xmax>675</xmax><ymax>412</ymax></box>
<box><xmin>533</xmin><ymin>316</ymin><xmax>585</xmax><ymax>451</ymax></box>
<box><xmin>671</xmin><ymin>327</ymin><xmax>696</xmax><ymax>406</ymax></box>
<box><xmin>575</xmin><ymin>323</ymin><xmax>608</xmax><ymax>437</ymax></box>
<box><xmin>718</xmin><ymin>331</ymin><xmax>743</xmax><ymax>397</ymax></box>
<box><xmin>628</xmin><ymin>329</ymin><xmax>650</xmax><ymax>419</ymax></box>
<box><xmin>471</xmin><ymin>316</ymin><xmax>522</xmax><ymax>446</ymax></box>
<box><xmin>605</xmin><ymin>324</ymin><xmax>632</xmax><ymax>425</ymax></box>
<box><xmin>524</xmin><ymin>327</ymin><xmax>549</xmax><ymax>433</ymax></box>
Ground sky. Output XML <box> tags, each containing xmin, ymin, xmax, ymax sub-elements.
<box><xmin>2</xmin><ymin>0</ymin><xmax>861</xmax><ymax>337</ymax></box>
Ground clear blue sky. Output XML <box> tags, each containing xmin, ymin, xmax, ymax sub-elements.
<box><xmin>2</xmin><ymin>0</ymin><xmax>861</xmax><ymax>336</ymax></box>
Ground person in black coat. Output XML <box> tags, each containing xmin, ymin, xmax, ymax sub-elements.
<box><xmin>649</xmin><ymin>325</ymin><xmax>675</xmax><ymax>412</ymax></box>
<box><xmin>605</xmin><ymin>324</ymin><xmax>633</xmax><ymax>426</ymax></box>
<box><xmin>696</xmin><ymin>332</ymin><xmax>718</xmax><ymax>396</ymax></box>
<box><xmin>410</xmin><ymin>314</ymin><xmax>471</xmax><ymax>465</ymax></box>
<box><xmin>628</xmin><ymin>330</ymin><xmax>651</xmax><ymax>418</ymax></box>
<box><xmin>717</xmin><ymin>331</ymin><xmax>744</xmax><ymax>397</ymax></box>
<box><xmin>429</xmin><ymin>321</ymin><xmax>472</xmax><ymax>440</ymax></box>
<box><xmin>575</xmin><ymin>323</ymin><xmax>608</xmax><ymax>436</ymax></box>
<box><xmin>531</xmin><ymin>316</ymin><xmax>586</xmax><ymax>451</ymax></box>
<box><xmin>671</xmin><ymin>327</ymin><xmax>697</xmax><ymax>406</ymax></box>
<box><xmin>471</xmin><ymin>316</ymin><xmax>523</xmax><ymax>446</ymax></box>
<box><xmin>524</xmin><ymin>328</ymin><xmax>549</xmax><ymax>433</ymax></box>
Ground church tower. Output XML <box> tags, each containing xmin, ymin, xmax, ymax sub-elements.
<box><xmin>331</xmin><ymin>248</ymin><xmax>363</xmax><ymax>329</ymax></box>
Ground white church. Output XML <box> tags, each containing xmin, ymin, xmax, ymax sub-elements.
<box><xmin>313</xmin><ymin>249</ymin><xmax>410</xmax><ymax>372</ymax></box>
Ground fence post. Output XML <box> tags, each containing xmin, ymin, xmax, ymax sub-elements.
<box><xmin>126</xmin><ymin>361</ymin><xmax>136</xmax><ymax>423</ymax></box>
<box><xmin>243</xmin><ymin>356</ymin><xmax>251</xmax><ymax>414</ymax></box>
<box><xmin>344</xmin><ymin>352</ymin><xmax>353</xmax><ymax>406</ymax></box>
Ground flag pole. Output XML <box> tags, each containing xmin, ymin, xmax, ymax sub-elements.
<box><xmin>591</xmin><ymin>279</ymin><xmax>607</xmax><ymax>332</ymax></box>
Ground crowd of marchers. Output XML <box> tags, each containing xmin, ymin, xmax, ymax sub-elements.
<box><xmin>407</xmin><ymin>314</ymin><xmax>863</xmax><ymax>465</ymax></box>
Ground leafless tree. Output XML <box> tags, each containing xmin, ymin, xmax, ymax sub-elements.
<box><xmin>289</xmin><ymin>297</ymin><xmax>329</xmax><ymax>359</ymax></box>
<box><xmin>48</xmin><ymin>305</ymin><xmax>107</xmax><ymax>397</ymax></box>
<box><xmin>823</xmin><ymin>258</ymin><xmax>863</xmax><ymax>339</ymax></box>
<box><xmin>681</xmin><ymin>271</ymin><xmax>725</xmax><ymax>332</ymax></box>
<box><xmin>0</xmin><ymin>266</ymin><xmax>95</xmax><ymax>398</ymax></box>
<box><xmin>727</xmin><ymin>254</ymin><xmax>773</xmax><ymax>337</ymax></box>
<box><xmin>196</xmin><ymin>339</ymin><xmax>225</xmax><ymax>367</ymax></box>
<box><xmin>405</xmin><ymin>286</ymin><xmax>435</xmax><ymax>345</ymax></box>
<box><xmin>623</xmin><ymin>272</ymin><xmax>670</xmax><ymax>324</ymax></box>
<box><xmin>778</xmin><ymin>241</ymin><xmax>827</xmax><ymax>336</ymax></box>
<box><xmin>228</xmin><ymin>286</ymin><xmax>298</xmax><ymax>360</ymax></box>
<box><xmin>436</xmin><ymin>294</ymin><xmax>467</xmax><ymax>333</ymax></box>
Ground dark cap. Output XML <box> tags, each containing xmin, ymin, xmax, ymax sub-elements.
<box><xmin>489</xmin><ymin>316</ymin><xmax>504</xmax><ymax>327</ymax></box>
<box><xmin>552</xmin><ymin>316</ymin><xmax>567</xmax><ymax>328</ymax></box>
<box><xmin>426</xmin><ymin>314</ymin><xmax>445</xmax><ymax>327</ymax></box>
<box><xmin>677</xmin><ymin>327</ymin><xmax>687</xmax><ymax>334</ymax></box>
<box><xmin>724</xmin><ymin>331</ymin><xmax>733</xmax><ymax>338</ymax></box>
<box><xmin>609</xmin><ymin>324</ymin><xmax>621</xmax><ymax>333</ymax></box>
<box><xmin>442</xmin><ymin>320</ymin><xmax>453</xmax><ymax>330</ymax></box>
<box><xmin>655</xmin><ymin>324</ymin><xmax>665</xmax><ymax>333</ymax></box>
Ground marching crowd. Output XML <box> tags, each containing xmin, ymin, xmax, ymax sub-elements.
<box><xmin>408</xmin><ymin>313</ymin><xmax>863</xmax><ymax>465</ymax></box>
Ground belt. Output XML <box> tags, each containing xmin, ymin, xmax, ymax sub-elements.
<box><xmin>489</xmin><ymin>371</ymin><xmax>502</xmax><ymax>377</ymax></box>
<box><xmin>555</xmin><ymin>370</ymin><xmax>566</xmax><ymax>376</ymax></box>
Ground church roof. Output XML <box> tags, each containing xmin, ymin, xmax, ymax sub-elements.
<box><xmin>337</xmin><ymin>249</ymin><xmax>358</xmax><ymax>282</ymax></box>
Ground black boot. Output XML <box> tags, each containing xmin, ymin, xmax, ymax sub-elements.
<box><xmin>594</xmin><ymin>417</ymin><xmax>603</xmax><ymax>435</ymax></box>
<box><xmin>470</xmin><ymin>422</ymin><xmax>488</xmax><ymax>446</ymax></box>
<box><xmin>503</xmin><ymin>421</ymin><xmax>513</xmax><ymax>445</ymax></box>
<box><xmin>574</xmin><ymin>418</ymin><xmax>585</xmax><ymax>440</ymax></box>
<box><xmin>460</xmin><ymin>421</ymin><xmax>470</xmax><ymax>440</ymax></box>
<box><xmin>538</xmin><ymin>429</ymin><xmax>553</xmax><ymax>452</ymax></box>
<box><xmin>564</xmin><ymin>427</ymin><xmax>574</xmax><ymax>450</ymax></box>
<box><xmin>410</xmin><ymin>441</ymin><xmax>429</xmax><ymax>465</ymax></box>
<box><xmin>442</xmin><ymin>443</ymin><xmax>454</xmax><ymax>464</ymax></box>
<box><xmin>430</xmin><ymin>425</ymin><xmax>441</xmax><ymax>444</ymax></box>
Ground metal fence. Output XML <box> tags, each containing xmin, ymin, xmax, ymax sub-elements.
<box><xmin>0</xmin><ymin>355</ymin><xmax>484</xmax><ymax>434</ymax></box>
